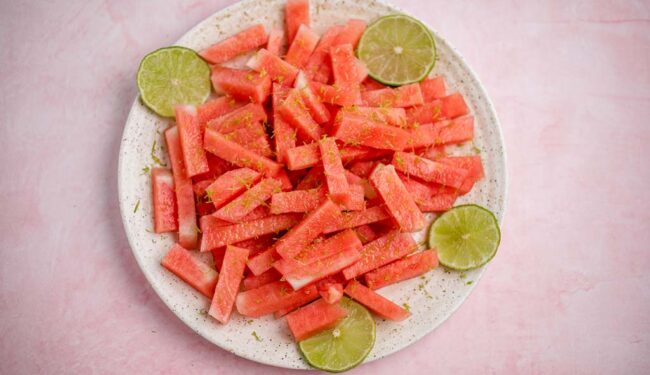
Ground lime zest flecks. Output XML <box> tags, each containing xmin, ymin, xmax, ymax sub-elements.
<box><xmin>417</xmin><ymin>282</ymin><xmax>433</xmax><ymax>299</ymax></box>
<box><xmin>133</xmin><ymin>199</ymin><xmax>141</xmax><ymax>213</ymax></box>
<box><xmin>151</xmin><ymin>140</ymin><xmax>166</xmax><ymax>167</ymax></box>
<box><xmin>251</xmin><ymin>331</ymin><xmax>263</xmax><ymax>342</ymax></box>
<box><xmin>402</xmin><ymin>302</ymin><xmax>411</xmax><ymax>312</ymax></box>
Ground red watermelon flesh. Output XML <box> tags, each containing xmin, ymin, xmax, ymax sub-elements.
<box><xmin>342</xmin><ymin>230</ymin><xmax>417</xmax><ymax>280</ymax></box>
<box><xmin>322</xmin><ymin>205</ymin><xmax>391</xmax><ymax>234</ymax></box>
<box><xmin>318</xmin><ymin>282</ymin><xmax>344</xmax><ymax>304</ymax></box>
<box><xmin>204</xmin><ymin>167</ymin><xmax>262</xmax><ymax>209</ymax></box>
<box><xmin>207</xmin><ymin>102</ymin><xmax>267</xmax><ymax>134</ymax></box>
<box><xmin>398</xmin><ymin>173</ymin><xmax>458</xmax><ymax>212</ymax></box>
<box><xmin>152</xmin><ymin>168</ymin><xmax>178</xmax><ymax>233</ymax></box>
<box><xmin>223</xmin><ymin>125</ymin><xmax>273</xmax><ymax>158</ymax></box>
<box><xmin>305</xmin><ymin>25</ymin><xmax>343</xmax><ymax>81</ymax></box>
<box><xmin>361</xmin><ymin>83</ymin><xmax>424</xmax><ymax>108</ymax></box>
<box><xmin>175</xmin><ymin>105</ymin><xmax>209</xmax><ymax>177</ymax></box>
<box><xmin>286</xmin><ymin>298</ymin><xmax>348</xmax><ymax>341</ymax></box>
<box><xmin>339</xmin><ymin>106</ymin><xmax>406</xmax><ymax>127</ymax></box>
<box><xmin>161</xmin><ymin>243</ymin><xmax>218</xmax><ymax>298</ymax></box>
<box><xmin>213</xmin><ymin>178</ymin><xmax>282</xmax><ymax>223</ymax></box>
<box><xmin>332</xmin><ymin>19</ymin><xmax>366</xmax><ymax>48</ymax></box>
<box><xmin>235</xmin><ymin>281</ymin><xmax>317</xmax><ymax>317</ymax></box>
<box><xmin>200</xmin><ymin>213</ymin><xmax>301</xmax><ymax>252</ymax></box>
<box><xmin>199</xmin><ymin>24</ymin><xmax>268</xmax><ymax>64</ymax></box>
<box><xmin>285</xmin><ymin>24</ymin><xmax>320</xmax><ymax>68</ymax></box>
<box><xmin>242</xmin><ymin>268</ymin><xmax>282</xmax><ymax>291</ymax></box>
<box><xmin>364</xmin><ymin>250</ymin><xmax>438</xmax><ymax>289</ymax></box>
<box><xmin>420</xmin><ymin>76</ymin><xmax>446</xmax><ymax>101</ymax></box>
<box><xmin>438</xmin><ymin>156</ymin><xmax>484</xmax><ymax>194</ymax></box>
<box><xmin>197</xmin><ymin>97</ymin><xmax>246</xmax><ymax>129</ymax></box>
<box><xmin>405</xmin><ymin>100</ymin><xmax>443</xmax><ymax>126</ymax></box>
<box><xmin>282</xmin><ymin>246</ymin><xmax>362</xmax><ymax>290</ymax></box>
<box><xmin>294</xmin><ymin>71</ymin><xmax>331</xmax><ymax>124</ymax></box>
<box><xmin>392</xmin><ymin>151</ymin><xmax>468</xmax><ymax>189</ymax></box>
<box><xmin>295</xmin><ymin>165</ymin><xmax>324</xmax><ymax>190</ymax></box>
<box><xmin>441</xmin><ymin>92</ymin><xmax>469</xmax><ymax>118</ymax></box>
<box><xmin>274</xmin><ymin>229</ymin><xmax>362</xmax><ymax>276</ymax></box>
<box><xmin>278</xmin><ymin>89</ymin><xmax>323</xmax><ymax>142</ymax></box>
<box><xmin>204</xmin><ymin>129</ymin><xmax>283</xmax><ymax>177</ymax></box>
<box><xmin>164</xmin><ymin>127</ymin><xmax>198</xmax><ymax>249</ymax></box>
<box><xmin>272</xmin><ymin>84</ymin><xmax>296</xmax><ymax>163</ymax></box>
<box><xmin>333</xmin><ymin>113</ymin><xmax>410</xmax><ymax>151</ymax></box>
<box><xmin>353</xmin><ymin>224</ymin><xmax>378</xmax><ymax>244</ymax></box>
<box><xmin>432</xmin><ymin>115</ymin><xmax>475</xmax><ymax>145</ymax></box>
<box><xmin>275</xmin><ymin>199</ymin><xmax>343</xmax><ymax>259</ymax></box>
<box><xmin>344</xmin><ymin>280</ymin><xmax>410</xmax><ymax>321</ymax></box>
<box><xmin>266</xmin><ymin>28</ymin><xmax>285</xmax><ymax>56</ymax></box>
<box><xmin>319</xmin><ymin>137</ymin><xmax>350</xmax><ymax>205</ymax></box>
<box><xmin>369</xmin><ymin>164</ymin><xmax>425</xmax><ymax>232</ymax></box>
<box><xmin>211</xmin><ymin>66</ymin><xmax>272</xmax><ymax>103</ymax></box>
<box><xmin>270</xmin><ymin>188</ymin><xmax>324</xmax><ymax>214</ymax></box>
<box><xmin>247</xmin><ymin>48</ymin><xmax>299</xmax><ymax>86</ymax></box>
<box><xmin>209</xmin><ymin>245</ymin><xmax>249</xmax><ymax>324</ymax></box>
<box><xmin>285</xmin><ymin>0</ymin><xmax>310</xmax><ymax>43</ymax></box>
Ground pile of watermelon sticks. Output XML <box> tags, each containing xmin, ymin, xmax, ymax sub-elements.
<box><xmin>151</xmin><ymin>0</ymin><xmax>484</xmax><ymax>342</ymax></box>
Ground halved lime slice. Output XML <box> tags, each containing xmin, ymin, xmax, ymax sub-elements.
<box><xmin>136</xmin><ymin>46</ymin><xmax>211</xmax><ymax>117</ymax></box>
<box><xmin>428</xmin><ymin>205</ymin><xmax>501</xmax><ymax>271</ymax></box>
<box><xmin>299</xmin><ymin>298</ymin><xmax>375</xmax><ymax>373</ymax></box>
<box><xmin>357</xmin><ymin>14</ymin><xmax>436</xmax><ymax>86</ymax></box>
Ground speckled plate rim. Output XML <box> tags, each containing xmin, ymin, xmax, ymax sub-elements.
<box><xmin>118</xmin><ymin>0</ymin><xmax>507</xmax><ymax>369</ymax></box>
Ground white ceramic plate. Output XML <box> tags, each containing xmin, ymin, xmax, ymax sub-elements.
<box><xmin>118</xmin><ymin>0</ymin><xmax>506</xmax><ymax>369</ymax></box>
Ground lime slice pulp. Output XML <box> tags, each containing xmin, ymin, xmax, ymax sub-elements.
<box><xmin>136</xmin><ymin>46</ymin><xmax>211</xmax><ymax>117</ymax></box>
<box><xmin>357</xmin><ymin>14</ymin><xmax>436</xmax><ymax>86</ymax></box>
<box><xmin>299</xmin><ymin>298</ymin><xmax>376</xmax><ymax>372</ymax></box>
<box><xmin>428</xmin><ymin>205</ymin><xmax>501</xmax><ymax>271</ymax></box>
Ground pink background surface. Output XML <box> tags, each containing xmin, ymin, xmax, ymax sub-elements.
<box><xmin>1</xmin><ymin>0</ymin><xmax>649</xmax><ymax>373</ymax></box>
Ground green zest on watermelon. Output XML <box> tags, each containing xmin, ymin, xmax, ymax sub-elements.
<box><xmin>147</xmin><ymin>1</ymin><xmax>493</xmax><ymax>370</ymax></box>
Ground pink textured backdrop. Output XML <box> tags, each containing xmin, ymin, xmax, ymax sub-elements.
<box><xmin>1</xmin><ymin>0</ymin><xmax>649</xmax><ymax>373</ymax></box>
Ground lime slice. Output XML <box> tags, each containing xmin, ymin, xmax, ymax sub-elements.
<box><xmin>299</xmin><ymin>298</ymin><xmax>375</xmax><ymax>372</ymax></box>
<box><xmin>357</xmin><ymin>14</ymin><xmax>436</xmax><ymax>86</ymax></box>
<box><xmin>136</xmin><ymin>46</ymin><xmax>211</xmax><ymax>117</ymax></box>
<box><xmin>428</xmin><ymin>205</ymin><xmax>501</xmax><ymax>271</ymax></box>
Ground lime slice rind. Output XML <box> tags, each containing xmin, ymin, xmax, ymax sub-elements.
<box><xmin>136</xmin><ymin>46</ymin><xmax>211</xmax><ymax>117</ymax></box>
<box><xmin>357</xmin><ymin>14</ymin><xmax>436</xmax><ymax>86</ymax></box>
<box><xmin>299</xmin><ymin>298</ymin><xmax>376</xmax><ymax>372</ymax></box>
<box><xmin>428</xmin><ymin>205</ymin><xmax>501</xmax><ymax>271</ymax></box>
